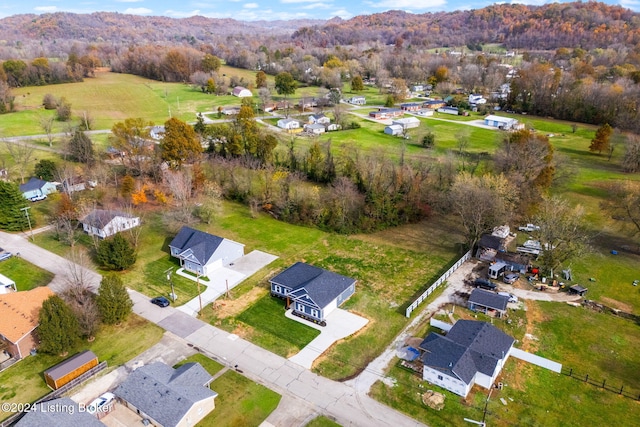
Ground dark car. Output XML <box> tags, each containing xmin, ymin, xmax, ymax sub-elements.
<box><xmin>473</xmin><ymin>278</ymin><xmax>497</xmax><ymax>290</ymax></box>
<box><xmin>151</xmin><ymin>296</ymin><xmax>170</xmax><ymax>307</ymax></box>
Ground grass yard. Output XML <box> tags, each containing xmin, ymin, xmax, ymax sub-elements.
<box><xmin>200</xmin><ymin>369</ymin><xmax>281</xmax><ymax>427</ymax></box>
<box><xmin>0</xmin><ymin>257</ymin><xmax>53</xmax><ymax>291</ymax></box>
<box><xmin>174</xmin><ymin>353</ymin><xmax>224</xmax><ymax>377</ymax></box>
<box><xmin>305</xmin><ymin>416</ymin><xmax>343</xmax><ymax>427</ymax></box>
<box><xmin>236</xmin><ymin>294</ymin><xmax>321</xmax><ymax>358</ymax></box>
<box><xmin>370</xmin><ymin>300</ymin><xmax>640</xmax><ymax>427</ymax></box>
<box><xmin>0</xmin><ymin>314</ymin><xmax>163</xmax><ymax>422</ymax></box>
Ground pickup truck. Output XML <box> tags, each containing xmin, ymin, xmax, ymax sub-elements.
<box><xmin>518</xmin><ymin>223</ymin><xmax>540</xmax><ymax>232</ymax></box>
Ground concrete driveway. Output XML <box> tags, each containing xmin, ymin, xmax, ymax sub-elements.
<box><xmin>176</xmin><ymin>250</ymin><xmax>278</xmax><ymax>316</ymax></box>
<box><xmin>287</xmin><ymin>309</ymin><xmax>369</xmax><ymax>369</ymax></box>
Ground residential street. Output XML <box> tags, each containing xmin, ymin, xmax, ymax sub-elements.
<box><xmin>0</xmin><ymin>230</ymin><xmax>424</xmax><ymax>427</ymax></box>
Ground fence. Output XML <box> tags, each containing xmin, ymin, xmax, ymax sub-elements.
<box><xmin>0</xmin><ymin>361</ymin><xmax>107</xmax><ymax>427</ymax></box>
<box><xmin>561</xmin><ymin>366</ymin><xmax>640</xmax><ymax>401</ymax></box>
<box><xmin>405</xmin><ymin>249</ymin><xmax>472</xmax><ymax>318</ymax></box>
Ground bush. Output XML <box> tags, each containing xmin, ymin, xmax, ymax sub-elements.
<box><xmin>42</xmin><ymin>93</ymin><xmax>57</xmax><ymax>109</ymax></box>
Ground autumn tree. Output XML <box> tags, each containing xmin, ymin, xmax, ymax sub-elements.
<box><xmin>38</xmin><ymin>295</ymin><xmax>81</xmax><ymax>355</ymax></box>
<box><xmin>0</xmin><ymin>181</ymin><xmax>29</xmax><ymax>231</ymax></box>
<box><xmin>67</xmin><ymin>129</ymin><xmax>95</xmax><ymax>165</ymax></box>
<box><xmin>162</xmin><ymin>49</ymin><xmax>189</xmax><ymax>82</ymax></box>
<box><xmin>96</xmin><ymin>233</ymin><xmax>137</xmax><ymax>271</ymax></box>
<box><xmin>256</xmin><ymin>70</ymin><xmax>267</xmax><ymax>88</ymax></box>
<box><xmin>96</xmin><ymin>273</ymin><xmax>133</xmax><ymax>325</ymax></box>
<box><xmin>351</xmin><ymin>75</ymin><xmax>364</xmax><ymax>92</ymax></box>
<box><xmin>274</xmin><ymin>72</ymin><xmax>297</xmax><ymax>100</ymax></box>
<box><xmin>52</xmin><ymin>192</ymin><xmax>79</xmax><ymax>246</ymax></box>
<box><xmin>533</xmin><ymin>195</ymin><xmax>590</xmax><ymax>276</ymax></box>
<box><xmin>234</xmin><ymin>102</ymin><xmax>259</xmax><ymax>156</ymax></box>
<box><xmin>589</xmin><ymin>123</ymin><xmax>613</xmax><ymax>154</ymax></box>
<box><xmin>389</xmin><ymin>78</ymin><xmax>408</xmax><ymax>102</ymax></box>
<box><xmin>120</xmin><ymin>175</ymin><xmax>135</xmax><ymax>198</ymax></box>
<box><xmin>160</xmin><ymin>117</ymin><xmax>202</xmax><ymax>169</ymax></box>
<box><xmin>110</xmin><ymin>118</ymin><xmax>153</xmax><ymax>176</ymax></box>
<box><xmin>201</xmin><ymin>54</ymin><xmax>221</xmax><ymax>73</ymax></box>
<box><xmin>0</xmin><ymin>81</ymin><xmax>14</xmax><ymax>113</ymax></box>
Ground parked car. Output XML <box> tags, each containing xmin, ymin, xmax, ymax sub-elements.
<box><xmin>151</xmin><ymin>296</ymin><xmax>170</xmax><ymax>307</ymax></box>
<box><xmin>29</xmin><ymin>194</ymin><xmax>47</xmax><ymax>202</ymax></box>
<box><xmin>0</xmin><ymin>252</ymin><xmax>12</xmax><ymax>262</ymax></box>
<box><xmin>503</xmin><ymin>273</ymin><xmax>520</xmax><ymax>284</ymax></box>
<box><xmin>473</xmin><ymin>278</ymin><xmax>496</xmax><ymax>290</ymax></box>
<box><xmin>518</xmin><ymin>223</ymin><xmax>540</xmax><ymax>232</ymax></box>
<box><xmin>86</xmin><ymin>392</ymin><xmax>115</xmax><ymax>415</ymax></box>
<box><xmin>498</xmin><ymin>291</ymin><xmax>519</xmax><ymax>303</ymax></box>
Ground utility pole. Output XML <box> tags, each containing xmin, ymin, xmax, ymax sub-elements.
<box><xmin>20</xmin><ymin>207</ymin><xmax>33</xmax><ymax>241</ymax></box>
<box><xmin>165</xmin><ymin>267</ymin><xmax>176</xmax><ymax>302</ymax></box>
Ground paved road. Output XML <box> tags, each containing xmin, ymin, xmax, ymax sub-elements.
<box><xmin>0</xmin><ymin>231</ymin><xmax>425</xmax><ymax>427</ymax></box>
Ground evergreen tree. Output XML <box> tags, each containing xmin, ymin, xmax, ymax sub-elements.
<box><xmin>68</xmin><ymin>128</ymin><xmax>95</xmax><ymax>165</ymax></box>
<box><xmin>96</xmin><ymin>273</ymin><xmax>133</xmax><ymax>325</ymax></box>
<box><xmin>96</xmin><ymin>233</ymin><xmax>137</xmax><ymax>271</ymax></box>
<box><xmin>38</xmin><ymin>295</ymin><xmax>81</xmax><ymax>355</ymax></box>
<box><xmin>34</xmin><ymin>159</ymin><xmax>57</xmax><ymax>181</ymax></box>
<box><xmin>0</xmin><ymin>181</ymin><xmax>30</xmax><ymax>231</ymax></box>
<box><xmin>351</xmin><ymin>75</ymin><xmax>364</xmax><ymax>92</ymax></box>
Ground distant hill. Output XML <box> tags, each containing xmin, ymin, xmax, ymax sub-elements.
<box><xmin>0</xmin><ymin>12</ymin><xmax>325</xmax><ymax>44</ymax></box>
<box><xmin>292</xmin><ymin>2</ymin><xmax>640</xmax><ymax>50</ymax></box>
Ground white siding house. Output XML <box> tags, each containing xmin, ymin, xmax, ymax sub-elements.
<box><xmin>81</xmin><ymin>210</ymin><xmax>140</xmax><ymax>239</ymax></box>
<box><xmin>277</xmin><ymin>118</ymin><xmax>300</xmax><ymax>130</ymax></box>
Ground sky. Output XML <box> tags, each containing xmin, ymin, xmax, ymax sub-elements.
<box><xmin>0</xmin><ymin>0</ymin><xmax>637</xmax><ymax>21</ymax></box>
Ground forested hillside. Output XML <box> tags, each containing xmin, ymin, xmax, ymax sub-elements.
<box><xmin>293</xmin><ymin>3</ymin><xmax>640</xmax><ymax>50</ymax></box>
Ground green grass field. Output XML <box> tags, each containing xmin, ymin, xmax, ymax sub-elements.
<box><xmin>0</xmin><ymin>257</ymin><xmax>53</xmax><ymax>291</ymax></box>
<box><xmin>0</xmin><ymin>314</ymin><xmax>163</xmax><ymax>422</ymax></box>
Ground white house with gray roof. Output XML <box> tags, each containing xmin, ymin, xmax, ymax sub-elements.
<box><xmin>81</xmin><ymin>209</ymin><xmax>140</xmax><ymax>239</ymax></box>
<box><xmin>269</xmin><ymin>262</ymin><xmax>356</xmax><ymax>325</ymax></box>
<box><xmin>169</xmin><ymin>226</ymin><xmax>244</xmax><ymax>277</ymax></box>
<box><xmin>114</xmin><ymin>362</ymin><xmax>217</xmax><ymax>427</ymax></box>
<box><xmin>19</xmin><ymin>177</ymin><xmax>57</xmax><ymax>201</ymax></box>
<box><xmin>419</xmin><ymin>320</ymin><xmax>515</xmax><ymax>397</ymax></box>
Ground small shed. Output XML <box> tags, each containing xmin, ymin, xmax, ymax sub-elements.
<box><xmin>569</xmin><ymin>285</ymin><xmax>588</xmax><ymax>296</ymax></box>
<box><xmin>384</xmin><ymin>124</ymin><xmax>404</xmax><ymax>136</ymax></box>
<box><xmin>44</xmin><ymin>350</ymin><xmax>99</xmax><ymax>390</ymax></box>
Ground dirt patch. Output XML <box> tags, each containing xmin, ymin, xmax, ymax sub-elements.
<box><xmin>212</xmin><ymin>287</ymin><xmax>267</xmax><ymax>318</ymax></box>
<box><xmin>422</xmin><ymin>390</ymin><xmax>446</xmax><ymax>410</ymax></box>
<box><xmin>600</xmin><ymin>297</ymin><xmax>633</xmax><ymax>313</ymax></box>
<box><xmin>511</xmin><ymin>301</ymin><xmax>545</xmax><ymax>391</ymax></box>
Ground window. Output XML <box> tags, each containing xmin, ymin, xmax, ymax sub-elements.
<box><xmin>311</xmin><ymin>309</ymin><xmax>319</xmax><ymax>318</ymax></box>
<box><xmin>296</xmin><ymin>303</ymin><xmax>305</xmax><ymax>312</ymax></box>
<box><xmin>437</xmin><ymin>375</ymin><xmax>443</xmax><ymax>381</ymax></box>
<box><xmin>273</xmin><ymin>285</ymin><xmax>282</xmax><ymax>294</ymax></box>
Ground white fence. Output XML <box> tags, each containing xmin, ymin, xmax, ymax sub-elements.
<box><xmin>405</xmin><ymin>250</ymin><xmax>472</xmax><ymax>318</ymax></box>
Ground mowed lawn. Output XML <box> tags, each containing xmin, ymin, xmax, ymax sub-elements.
<box><xmin>175</xmin><ymin>353</ymin><xmax>281</xmax><ymax>427</ymax></box>
<box><xmin>0</xmin><ymin>315</ymin><xmax>163</xmax><ymax>422</ymax></box>
<box><xmin>0</xmin><ymin>257</ymin><xmax>53</xmax><ymax>291</ymax></box>
<box><xmin>370</xmin><ymin>300</ymin><xmax>640</xmax><ymax>427</ymax></box>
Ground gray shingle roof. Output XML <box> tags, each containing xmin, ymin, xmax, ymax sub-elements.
<box><xmin>169</xmin><ymin>227</ymin><xmax>224</xmax><ymax>266</ymax></box>
<box><xmin>468</xmin><ymin>288</ymin><xmax>509</xmax><ymax>312</ymax></box>
<box><xmin>44</xmin><ymin>350</ymin><xmax>98</xmax><ymax>382</ymax></box>
<box><xmin>420</xmin><ymin>320</ymin><xmax>515</xmax><ymax>385</ymax></box>
<box><xmin>15</xmin><ymin>397</ymin><xmax>106</xmax><ymax>427</ymax></box>
<box><xmin>114</xmin><ymin>362</ymin><xmax>217</xmax><ymax>427</ymax></box>
<box><xmin>19</xmin><ymin>177</ymin><xmax>49</xmax><ymax>193</ymax></box>
<box><xmin>478</xmin><ymin>234</ymin><xmax>505</xmax><ymax>250</ymax></box>
<box><xmin>81</xmin><ymin>209</ymin><xmax>135</xmax><ymax>229</ymax></box>
<box><xmin>270</xmin><ymin>262</ymin><xmax>356</xmax><ymax>309</ymax></box>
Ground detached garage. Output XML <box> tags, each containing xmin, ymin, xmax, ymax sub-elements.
<box><xmin>384</xmin><ymin>124</ymin><xmax>404</xmax><ymax>136</ymax></box>
<box><xmin>44</xmin><ymin>350</ymin><xmax>99</xmax><ymax>390</ymax></box>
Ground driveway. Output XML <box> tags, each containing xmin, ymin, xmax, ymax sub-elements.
<box><xmin>287</xmin><ymin>309</ymin><xmax>369</xmax><ymax>369</ymax></box>
<box><xmin>175</xmin><ymin>250</ymin><xmax>278</xmax><ymax>316</ymax></box>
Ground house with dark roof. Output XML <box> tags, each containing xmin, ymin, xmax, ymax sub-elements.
<box><xmin>81</xmin><ymin>209</ymin><xmax>140</xmax><ymax>239</ymax></box>
<box><xmin>467</xmin><ymin>288</ymin><xmax>509</xmax><ymax>318</ymax></box>
<box><xmin>15</xmin><ymin>397</ymin><xmax>106</xmax><ymax>427</ymax></box>
<box><xmin>0</xmin><ymin>287</ymin><xmax>54</xmax><ymax>360</ymax></box>
<box><xmin>114</xmin><ymin>361</ymin><xmax>217</xmax><ymax>427</ymax></box>
<box><xmin>419</xmin><ymin>320</ymin><xmax>515</xmax><ymax>397</ymax></box>
<box><xmin>307</xmin><ymin>113</ymin><xmax>330</xmax><ymax>125</ymax></box>
<box><xmin>269</xmin><ymin>262</ymin><xmax>356</xmax><ymax>325</ymax></box>
<box><xmin>475</xmin><ymin>233</ymin><xmax>507</xmax><ymax>262</ymax></box>
<box><xmin>19</xmin><ymin>177</ymin><xmax>57</xmax><ymax>201</ymax></box>
<box><xmin>169</xmin><ymin>226</ymin><xmax>244</xmax><ymax>277</ymax></box>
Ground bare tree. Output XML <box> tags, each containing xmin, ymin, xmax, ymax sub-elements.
<box><xmin>601</xmin><ymin>180</ymin><xmax>640</xmax><ymax>239</ymax></box>
<box><xmin>3</xmin><ymin>140</ymin><xmax>35</xmax><ymax>184</ymax></box>
<box><xmin>38</xmin><ymin>114</ymin><xmax>55</xmax><ymax>147</ymax></box>
<box><xmin>61</xmin><ymin>282</ymin><xmax>99</xmax><ymax>340</ymax></box>
<box><xmin>64</xmin><ymin>249</ymin><xmax>100</xmax><ymax>292</ymax></box>
<box><xmin>258</xmin><ymin>87</ymin><xmax>271</xmax><ymax>112</ymax></box>
<box><xmin>622</xmin><ymin>134</ymin><xmax>640</xmax><ymax>173</ymax></box>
